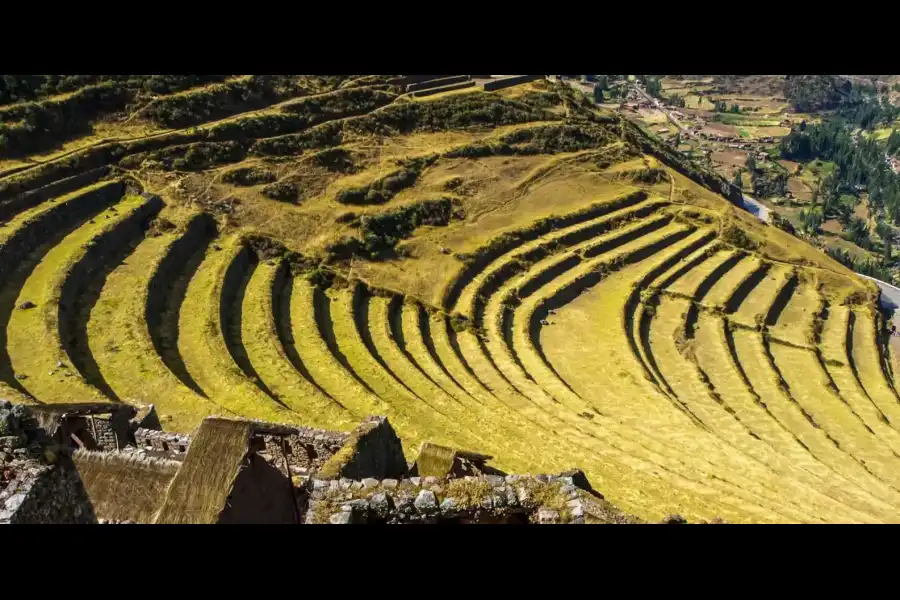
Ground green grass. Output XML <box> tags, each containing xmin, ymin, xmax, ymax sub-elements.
<box><xmin>6</xmin><ymin>194</ymin><xmax>150</xmax><ymax>404</ymax></box>
<box><xmin>239</xmin><ymin>259</ymin><xmax>355</xmax><ymax>429</ymax></box>
<box><xmin>177</xmin><ymin>235</ymin><xmax>298</xmax><ymax>423</ymax></box>
<box><xmin>86</xmin><ymin>212</ymin><xmax>228</xmax><ymax>432</ymax></box>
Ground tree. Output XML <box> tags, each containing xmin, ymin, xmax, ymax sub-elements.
<box><xmin>799</xmin><ymin>207</ymin><xmax>824</xmax><ymax>234</ymax></box>
<box><xmin>877</xmin><ymin>221</ymin><xmax>893</xmax><ymax>263</ymax></box>
<box><xmin>593</xmin><ymin>85</ymin><xmax>604</xmax><ymax>104</ymax></box>
<box><xmin>888</xmin><ymin>129</ymin><xmax>900</xmax><ymax>156</ymax></box>
<box><xmin>732</xmin><ymin>169</ymin><xmax>743</xmax><ymax>189</ymax></box>
<box><xmin>595</xmin><ymin>75</ymin><xmax>608</xmax><ymax>91</ymax></box>
<box><xmin>746</xmin><ymin>152</ymin><xmax>757</xmax><ymax>172</ymax></box>
<box><xmin>673</xmin><ymin>132</ymin><xmax>681</xmax><ymax>147</ymax></box>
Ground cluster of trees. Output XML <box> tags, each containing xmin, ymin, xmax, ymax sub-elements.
<box><xmin>0</xmin><ymin>83</ymin><xmax>132</xmax><ymax>158</ymax></box>
<box><xmin>138</xmin><ymin>76</ymin><xmax>331</xmax><ymax>128</ymax></box>
<box><xmin>826</xmin><ymin>246</ymin><xmax>892</xmax><ymax>280</ymax></box>
<box><xmin>335</xmin><ymin>155</ymin><xmax>438</xmax><ymax>205</ymax></box>
<box><xmin>327</xmin><ymin>198</ymin><xmax>456</xmax><ymax>260</ymax></box>
<box><xmin>836</xmin><ymin>91</ymin><xmax>900</xmax><ymax>130</ymax></box>
<box><xmin>718</xmin><ymin>102</ymin><xmax>741</xmax><ymax>113</ymax></box>
<box><xmin>781</xmin><ymin>118</ymin><xmax>900</xmax><ymax>222</ymax></box>
<box><xmin>0</xmin><ymin>75</ymin><xmax>229</xmax><ymax>107</ymax></box>
<box><xmin>887</xmin><ymin>129</ymin><xmax>900</xmax><ymax>156</ymax></box>
<box><xmin>638</xmin><ymin>76</ymin><xmax>662</xmax><ymax>98</ymax></box>
<box><xmin>348</xmin><ymin>94</ymin><xmax>551</xmax><ymax>136</ymax></box>
<box><xmin>447</xmin><ymin>123</ymin><xmax>611</xmax><ymax>159</ymax></box>
<box><xmin>783</xmin><ymin>75</ymin><xmax>848</xmax><ymax>112</ymax></box>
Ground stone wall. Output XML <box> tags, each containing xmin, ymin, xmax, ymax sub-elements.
<box><xmin>303</xmin><ymin>472</ymin><xmax>633</xmax><ymax>524</ymax></box>
<box><xmin>317</xmin><ymin>416</ymin><xmax>408</xmax><ymax>481</ymax></box>
<box><xmin>0</xmin><ymin>457</ymin><xmax>97</xmax><ymax>524</ymax></box>
<box><xmin>134</xmin><ymin>428</ymin><xmax>191</xmax><ymax>461</ymax></box>
<box><xmin>256</xmin><ymin>427</ymin><xmax>349</xmax><ymax>478</ymax></box>
<box><xmin>1</xmin><ymin>401</ymin><xmax>97</xmax><ymax>524</ymax></box>
<box><xmin>482</xmin><ymin>75</ymin><xmax>544</xmax><ymax>92</ymax></box>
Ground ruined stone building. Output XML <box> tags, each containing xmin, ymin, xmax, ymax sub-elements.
<box><xmin>1</xmin><ymin>400</ymin><xmax>646</xmax><ymax>525</ymax></box>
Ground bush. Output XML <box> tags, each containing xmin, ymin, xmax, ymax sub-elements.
<box><xmin>280</xmin><ymin>88</ymin><xmax>395</xmax><ymax>120</ymax></box>
<box><xmin>165</xmin><ymin>141</ymin><xmax>249</xmax><ymax>171</ymax></box>
<box><xmin>444</xmin><ymin>124</ymin><xmax>611</xmax><ymax>159</ymax></box>
<box><xmin>335</xmin><ymin>155</ymin><xmax>437</xmax><ymax>205</ymax></box>
<box><xmin>0</xmin><ymin>75</ymin><xmax>226</xmax><ymax>107</ymax></box>
<box><xmin>262</xmin><ymin>181</ymin><xmax>299</xmax><ymax>202</ymax></box>
<box><xmin>220</xmin><ymin>166</ymin><xmax>276</xmax><ymax>186</ymax></box>
<box><xmin>348</xmin><ymin>94</ymin><xmax>552</xmax><ymax>136</ymax></box>
<box><xmin>252</xmin><ymin>121</ymin><xmax>344</xmax><ymax>156</ymax></box>
<box><xmin>311</xmin><ymin>147</ymin><xmax>355</xmax><ymax>172</ymax></box>
<box><xmin>768</xmin><ymin>212</ymin><xmax>796</xmax><ymax>235</ymax></box>
<box><xmin>139</xmin><ymin>76</ymin><xmax>347</xmax><ymax>128</ymax></box>
<box><xmin>0</xmin><ymin>82</ymin><xmax>132</xmax><ymax>158</ymax></box>
<box><xmin>328</xmin><ymin>198</ymin><xmax>456</xmax><ymax>261</ymax></box>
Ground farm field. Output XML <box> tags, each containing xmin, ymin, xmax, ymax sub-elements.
<box><xmin>1</xmin><ymin>75</ymin><xmax>898</xmax><ymax>522</ymax></box>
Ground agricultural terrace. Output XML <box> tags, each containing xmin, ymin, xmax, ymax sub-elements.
<box><xmin>0</xmin><ymin>75</ymin><xmax>897</xmax><ymax>523</ymax></box>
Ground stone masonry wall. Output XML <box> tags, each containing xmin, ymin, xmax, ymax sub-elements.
<box><xmin>257</xmin><ymin>428</ymin><xmax>349</xmax><ymax>478</ymax></box>
<box><xmin>134</xmin><ymin>428</ymin><xmax>191</xmax><ymax>461</ymax></box>
<box><xmin>303</xmin><ymin>473</ymin><xmax>633</xmax><ymax>524</ymax></box>
<box><xmin>317</xmin><ymin>416</ymin><xmax>407</xmax><ymax>481</ymax></box>
<box><xmin>0</xmin><ymin>457</ymin><xmax>97</xmax><ymax>524</ymax></box>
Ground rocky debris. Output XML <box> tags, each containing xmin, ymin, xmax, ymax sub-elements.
<box><xmin>537</xmin><ymin>508</ymin><xmax>560</xmax><ymax>524</ymax></box>
<box><xmin>98</xmin><ymin>518</ymin><xmax>136</xmax><ymax>525</ymax></box>
<box><xmin>439</xmin><ymin>497</ymin><xmax>458</xmax><ymax>515</ymax></box>
<box><xmin>414</xmin><ymin>489</ymin><xmax>438</xmax><ymax>514</ymax></box>
<box><xmin>303</xmin><ymin>471</ymin><xmax>630</xmax><ymax>524</ymax></box>
<box><xmin>370</xmin><ymin>492</ymin><xmax>392</xmax><ymax>518</ymax></box>
<box><xmin>662</xmin><ymin>514</ymin><xmax>688</xmax><ymax>524</ymax></box>
<box><xmin>17</xmin><ymin>301</ymin><xmax>36</xmax><ymax>310</ymax></box>
<box><xmin>329</xmin><ymin>511</ymin><xmax>353</xmax><ymax>524</ymax></box>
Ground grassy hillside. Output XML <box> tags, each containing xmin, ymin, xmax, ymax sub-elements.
<box><xmin>1</xmin><ymin>76</ymin><xmax>897</xmax><ymax>523</ymax></box>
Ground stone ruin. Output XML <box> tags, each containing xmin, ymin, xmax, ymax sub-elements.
<box><xmin>0</xmin><ymin>399</ymin><xmax>707</xmax><ymax>525</ymax></box>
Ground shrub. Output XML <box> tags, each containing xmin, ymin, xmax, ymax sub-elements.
<box><xmin>280</xmin><ymin>88</ymin><xmax>395</xmax><ymax>120</ymax></box>
<box><xmin>167</xmin><ymin>141</ymin><xmax>249</xmax><ymax>171</ymax></box>
<box><xmin>347</xmin><ymin>94</ymin><xmax>553</xmax><ymax>136</ymax></box>
<box><xmin>0</xmin><ymin>82</ymin><xmax>132</xmax><ymax>158</ymax></box>
<box><xmin>138</xmin><ymin>75</ymin><xmax>345</xmax><ymax>128</ymax></box>
<box><xmin>220</xmin><ymin>166</ymin><xmax>276</xmax><ymax>186</ymax></box>
<box><xmin>768</xmin><ymin>212</ymin><xmax>796</xmax><ymax>235</ymax></box>
<box><xmin>335</xmin><ymin>156</ymin><xmax>437</xmax><ymax>205</ymax></box>
<box><xmin>262</xmin><ymin>181</ymin><xmax>299</xmax><ymax>202</ymax></box>
<box><xmin>311</xmin><ymin>147</ymin><xmax>355</xmax><ymax>172</ymax></box>
<box><xmin>251</xmin><ymin>121</ymin><xmax>344</xmax><ymax>156</ymax></box>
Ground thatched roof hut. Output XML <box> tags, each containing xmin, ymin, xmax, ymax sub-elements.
<box><xmin>73</xmin><ymin>450</ymin><xmax>179</xmax><ymax>523</ymax></box>
<box><xmin>153</xmin><ymin>418</ymin><xmax>253</xmax><ymax>524</ymax></box>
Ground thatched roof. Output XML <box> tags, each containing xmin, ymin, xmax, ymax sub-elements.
<box><xmin>413</xmin><ymin>443</ymin><xmax>458</xmax><ymax>478</ymax></box>
<box><xmin>413</xmin><ymin>443</ymin><xmax>492</xmax><ymax>478</ymax></box>
<box><xmin>153</xmin><ymin>418</ymin><xmax>252</xmax><ymax>524</ymax></box>
<box><xmin>73</xmin><ymin>450</ymin><xmax>180</xmax><ymax>524</ymax></box>
<box><xmin>31</xmin><ymin>402</ymin><xmax>136</xmax><ymax>434</ymax></box>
